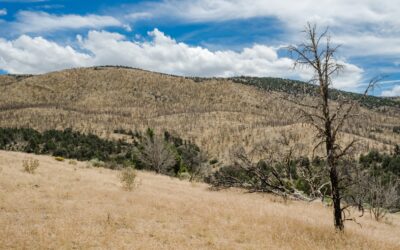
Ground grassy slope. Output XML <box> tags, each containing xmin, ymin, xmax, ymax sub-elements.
<box><xmin>0</xmin><ymin>67</ymin><xmax>399</xmax><ymax>161</ymax></box>
<box><xmin>0</xmin><ymin>150</ymin><xmax>399</xmax><ymax>249</ymax></box>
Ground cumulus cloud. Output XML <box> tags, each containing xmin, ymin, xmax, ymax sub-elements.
<box><xmin>79</xmin><ymin>29</ymin><xmax>300</xmax><ymax>78</ymax></box>
<box><xmin>0</xmin><ymin>29</ymin><xmax>363</xmax><ymax>90</ymax></box>
<box><xmin>10</xmin><ymin>11</ymin><xmax>125</xmax><ymax>34</ymax></box>
<box><xmin>0</xmin><ymin>9</ymin><xmax>7</xmax><ymax>16</ymax></box>
<box><xmin>381</xmin><ymin>85</ymin><xmax>400</xmax><ymax>97</ymax></box>
<box><xmin>333</xmin><ymin>62</ymin><xmax>364</xmax><ymax>90</ymax></box>
<box><xmin>0</xmin><ymin>35</ymin><xmax>91</xmax><ymax>74</ymax></box>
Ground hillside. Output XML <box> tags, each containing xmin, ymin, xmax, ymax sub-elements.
<box><xmin>0</xmin><ymin>66</ymin><xmax>399</xmax><ymax>162</ymax></box>
<box><xmin>230</xmin><ymin>77</ymin><xmax>400</xmax><ymax>109</ymax></box>
<box><xmin>1</xmin><ymin>151</ymin><xmax>399</xmax><ymax>249</ymax></box>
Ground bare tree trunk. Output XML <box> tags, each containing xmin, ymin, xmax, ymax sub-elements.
<box><xmin>330</xmin><ymin>164</ymin><xmax>344</xmax><ymax>230</ymax></box>
<box><xmin>323</xmin><ymin>88</ymin><xmax>344</xmax><ymax>230</ymax></box>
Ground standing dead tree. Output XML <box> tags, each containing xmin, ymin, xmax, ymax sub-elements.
<box><xmin>350</xmin><ymin>162</ymin><xmax>400</xmax><ymax>222</ymax></box>
<box><xmin>287</xmin><ymin>23</ymin><xmax>378</xmax><ymax>231</ymax></box>
<box><xmin>135</xmin><ymin>132</ymin><xmax>176</xmax><ymax>174</ymax></box>
<box><xmin>363</xmin><ymin>174</ymin><xmax>400</xmax><ymax>221</ymax></box>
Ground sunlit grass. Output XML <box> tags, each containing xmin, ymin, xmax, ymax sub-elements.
<box><xmin>1</xmin><ymin>150</ymin><xmax>399</xmax><ymax>249</ymax></box>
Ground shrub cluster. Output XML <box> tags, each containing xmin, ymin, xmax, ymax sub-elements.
<box><xmin>207</xmin><ymin>149</ymin><xmax>400</xmax><ymax>212</ymax></box>
<box><xmin>359</xmin><ymin>148</ymin><xmax>400</xmax><ymax>176</ymax></box>
<box><xmin>22</xmin><ymin>158</ymin><xmax>39</xmax><ymax>174</ymax></box>
<box><xmin>206</xmin><ymin>155</ymin><xmax>329</xmax><ymax>198</ymax></box>
<box><xmin>0</xmin><ymin>127</ymin><xmax>211</xmax><ymax>180</ymax></box>
<box><xmin>133</xmin><ymin>129</ymin><xmax>209</xmax><ymax>179</ymax></box>
<box><xmin>0</xmin><ymin>128</ymin><xmax>132</xmax><ymax>162</ymax></box>
<box><xmin>119</xmin><ymin>167</ymin><xmax>137</xmax><ymax>191</ymax></box>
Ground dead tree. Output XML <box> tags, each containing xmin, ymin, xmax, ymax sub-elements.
<box><xmin>136</xmin><ymin>133</ymin><xmax>176</xmax><ymax>174</ymax></box>
<box><xmin>367</xmin><ymin>175</ymin><xmax>400</xmax><ymax>221</ymax></box>
<box><xmin>296</xmin><ymin>157</ymin><xmax>330</xmax><ymax>200</ymax></box>
<box><xmin>354</xmin><ymin>170</ymin><xmax>400</xmax><ymax>221</ymax></box>
<box><xmin>210</xmin><ymin>145</ymin><xmax>315</xmax><ymax>201</ymax></box>
<box><xmin>287</xmin><ymin>23</ymin><xmax>378</xmax><ymax>231</ymax></box>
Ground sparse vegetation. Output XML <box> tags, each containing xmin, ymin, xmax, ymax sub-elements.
<box><xmin>118</xmin><ymin>167</ymin><xmax>137</xmax><ymax>191</ymax></box>
<box><xmin>68</xmin><ymin>160</ymin><xmax>77</xmax><ymax>165</ymax></box>
<box><xmin>22</xmin><ymin>158</ymin><xmax>39</xmax><ymax>174</ymax></box>
<box><xmin>231</xmin><ymin>77</ymin><xmax>400</xmax><ymax>110</ymax></box>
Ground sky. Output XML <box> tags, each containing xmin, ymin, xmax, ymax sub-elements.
<box><xmin>0</xmin><ymin>0</ymin><xmax>399</xmax><ymax>96</ymax></box>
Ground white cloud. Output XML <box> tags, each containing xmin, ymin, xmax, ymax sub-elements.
<box><xmin>125</xmin><ymin>12</ymin><xmax>152</xmax><ymax>21</ymax></box>
<box><xmin>335</xmin><ymin>34</ymin><xmax>400</xmax><ymax>57</ymax></box>
<box><xmin>381</xmin><ymin>85</ymin><xmax>400</xmax><ymax>97</ymax></box>
<box><xmin>136</xmin><ymin>0</ymin><xmax>400</xmax><ymax>29</ymax></box>
<box><xmin>0</xmin><ymin>29</ymin><xmax>363</xmax><ymax>90</ymax></box>
<box><xmin>0</xmin><ymin>9</ymin><xmax>7</xmax><ymax>16</ymax></box>
<box><xmin>130</xmin><ymin>0</ymin><xmax>400</xmax><ymax>58</ymax></box>
<box><xmin>333</xmin><ymin>62</ymin><xmax>364</xmax><ymax>90</ymax></box>
<box><xmin>78</xmin><ymin>29</ymin><xmax>299</xmax><ymax>78</ymax></box>
<box><xmin>0</xmin><ymin>35</ymin><xmax>91</xmax><ymax>74</ymax></box>
<box><xmin>10</xmin><ymin>11</ymin><xmax>125</xmax><ymax>33</ymax></box>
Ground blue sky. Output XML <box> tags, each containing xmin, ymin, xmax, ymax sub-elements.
<box><xmin>0</xmin><ymin>0</ymin><xmax>399</xmax><ymax>96</ymax></box>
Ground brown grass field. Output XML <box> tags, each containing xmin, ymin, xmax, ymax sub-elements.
<box><xmin>1</xmin><ymin>150</ymin><xmax>399</xmax><ymax>249</ymax></box>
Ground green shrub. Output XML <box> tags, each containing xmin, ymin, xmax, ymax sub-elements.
<box><xmin>22</xmin><ymin>158</ymin><xmax>39</xmax><ymax>174</ymax></box>
<box><xmin>119</xmin><ymin>167</ymin><xmax>137</xmax><ymax>191</ymax></box>
<box><xmin>0</xmin><ymin>128</ymin><xmax>131</xmax><ymax>162</ymax></box>
<box><xmin>207</xmin><ymin>164</ymin><xmax>253</xmax><ymax>188</ymax></box>
<box><xmin>89</xmin><ymin>158</ymin><xmax>105</xmax><ymax>168</ymax></box>
<box><xmin>103</xmin><ymin>161</ymin><xmax>119</xmax><ymax>169</ymax></box>
<box><xmin>178</xmin><ymin>172</ymin><xmax>191</xmax><ymax>180</ymax></box>
<box><xmin>68</xmin><ymin>160</ymin><xmax>77</xmax><ymax>165</ymax></box>
<box><xmin>209</xmin><ymin>159</ymin><xmax>218</xmax><ymax>165</ymax></box>
<box><xmin>54</xmin><ymin>156</ymin><xmax>65</xmax><ymax>162</ymax></box>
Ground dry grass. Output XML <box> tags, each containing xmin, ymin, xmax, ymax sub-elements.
<box><xmin>0</xmin><ymin>67</ymin><xmax>399</xmax><ymax>162</ymax></box>
<box><xmin>0</xmin><ymin>150</ymin><xmax>399</xmax><ymax>249</ymax></box>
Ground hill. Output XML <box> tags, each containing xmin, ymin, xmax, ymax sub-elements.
<box><xmin>230</xmin><ymin>76</ymin><xmax>400</xmax><ymax>109</ymax></box>
<box><xmin>1</xmin><ymin>150</ymin><xmax>399</xmax><ymax>249</ymax></box>
<box><xmin>0</xmin><ymin>66</ymin><xmax>399</xmax><ymax>162</ymax></box>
